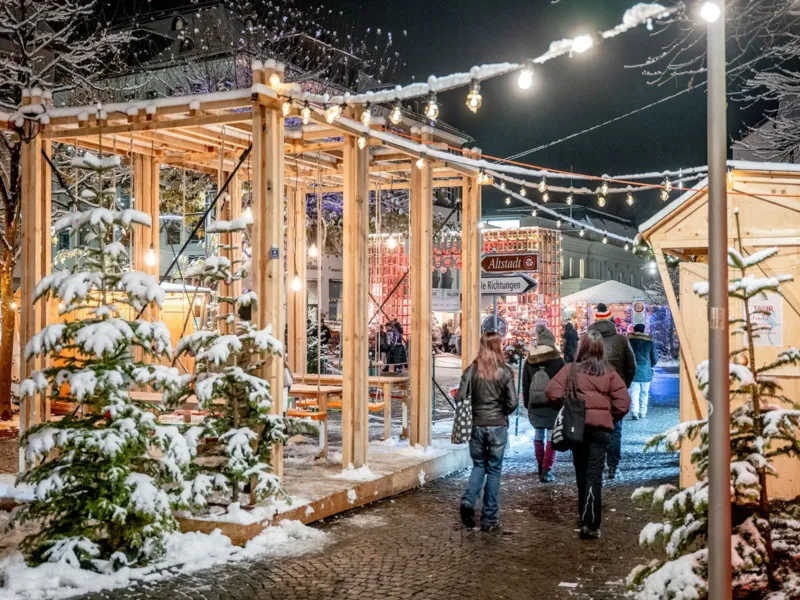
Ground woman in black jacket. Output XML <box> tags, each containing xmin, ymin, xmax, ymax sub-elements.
<box><xmin>522</xmin><ymin>327</ymin><xmax>566</xmax><ymax>482</ymax></box>
<box><xmin>455</xmin><ymin>332</ymin><xmax>518</xmax><ymax>532</ymax></box>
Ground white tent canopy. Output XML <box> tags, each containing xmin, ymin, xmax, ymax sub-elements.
<box><xmin>561</xmin><ymin>280</ymin><xmax>655</xmax><ymax>305</ymax></box>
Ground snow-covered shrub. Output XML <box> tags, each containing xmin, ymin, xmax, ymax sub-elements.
<box><xmin>15</xmin><ymin>153</ymin><xmax>190</xmax><ymax>570</ymax></box>
<box><xmin>628</xmin><ymin>235</ymin><xmax>800</xmax><ymax>599</ymax></box>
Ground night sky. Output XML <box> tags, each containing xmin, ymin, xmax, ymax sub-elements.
<box><xmin>310</xmin><ymin>0</ymin><xmax>765</xmax><ymax>225</ymax></box>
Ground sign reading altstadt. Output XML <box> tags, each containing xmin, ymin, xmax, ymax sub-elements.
<box><xmin>480</xmin><ymin>252</ymin><xmax>538</xmax><ymax>273</ymax></box>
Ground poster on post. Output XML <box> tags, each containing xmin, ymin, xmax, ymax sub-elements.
<box><xmin>749</xmin><ymin>292</ymin><xmax>783</xmax><ymax>347</ymax></box>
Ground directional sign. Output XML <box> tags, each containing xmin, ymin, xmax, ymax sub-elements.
<box><xmin>481</xmin><ymin>273</ymin><xmax>537</xmax><ymax>296</ymax></box>
<box><xmin>481</xmin><ymin>252</ymin><xmax>538</xmax><ymax>273</ymax></box>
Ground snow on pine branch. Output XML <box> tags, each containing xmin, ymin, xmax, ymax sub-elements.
<box><xmin>696</xmin><ymin>360</ymin><xmax>755</xmax><ymax>392</ymax></box>
<box><xmin>53</xmin><ymin>207</ymin><xmax>152</xmax><ymax>233</ymax></box>
<box><xmin>693</xmin><ymin>275</ymin><xmax>793</xmax><ymax>298</ymax></box>
<box><xmin>71</xmin><ymin>154</ymin><xmax>121</xmax><ymax>171</ymax></box>
<box><xmin>728</xmin><ymin>247</ymin><xmax>779</xmax><ymax>270</ymax></box>
<box><xmin>207</xmin><ymin>211</ymin><xmax>254</xmax><ymax>234</ymax></box>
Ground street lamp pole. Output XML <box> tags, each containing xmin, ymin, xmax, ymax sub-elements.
<box><xmin>704</xmin><ymin>1</ymin><xmax>732</xmax><ymax>598</ymax></box>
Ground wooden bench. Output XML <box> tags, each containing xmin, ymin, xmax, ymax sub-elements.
<box><xmin>287</xmin><ymin>384</ymin><xmax>342</xmax><ymax>458</ymax></box>
<box><xmin>293</xmin><ymin>374</ymin><xmax>410</xmax><ymax>440</ymax></box>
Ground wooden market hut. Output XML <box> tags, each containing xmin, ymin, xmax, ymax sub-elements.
<box><xmin>7</xmin><ymin>65</ymin><xmax>487</xmax><ymax>478</ymax></box>
<box><xmin>639</xmin><ymin>161</ymin><xmax>800</xmax><ymax>499</ymax></box>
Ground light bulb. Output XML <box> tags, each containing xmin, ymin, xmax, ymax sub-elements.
<box><xmin>58</xmin><ymin>302</ymin><xmax>65</xmax><ymax>311</ymax></box>
<box><xmin>290</xmin><ymin>274</ymin><xmax>302</xmax><ymax>292</ymax></box>
<box><xmin>505</xmin><ymin>196</ymin><xmax>511</xmax><ymax>206</ymax></box>
<box><xmin>660</xmin><ymin>188</ymin><xmax>669</xmax><ymax>201</ymax></box>
<box><xmin>601</xmin><ymin>179</ymin><xmax>609</xmax><ymax>196</ymax></box>
<box><xmin>556</xmin><ymin>219</ymin><xmax>561</xmax><ymax>228</ymax></box>
<box><xmin>269</xmin><ymin>72</ymin><xmax>281</xmax><ymax>87</ymax></box>
<box><xmin>542</xmin><ymin>192</ymin><xmax>550</xmax><ymax>202</ymax></box>
<box><xmin>566</xmin><ymin>194</ymin><xmax>573</xmax><ymax>206</ymax></box>
<box><xmin>520</xmin><ymin>187</ymin><xmax>527</xmax><ymax>197</ymax></box>
<box><xmin>532</xmin><ymin>209</ymin><xmax>538</xmax><ymax>217</ymax></box>
<box><xmin>145</xmin><ymin>244</ymin><xmax>157</xmax><ymax>266</ymax></box>
<box><xmin>572</xmin><ymin>34</ymin><xmax>594</xmax><ymax>54</ymax></box>
<box><xmin>389</xmin><ymin>102</ymin><xmax>403</xmax><ymax>125</ymax></box>
<box><xmin>597</xmin><ymin>195</ymin><xmax>606</xmax><ymax>208</ymax></box>
<box><xmin>602</xmin><ymin>234</ymin><xmax>608</xmax><ymax>245</ymax></box>
<box><xmin>308</xmin><ymin>243</ymin><xmax>319</xmax><ymax>258</ymax></box>
<box><xmin>358</xmin><ymin>135</ymin><xmax>368</xmax><ymax>150</ymax></box>
<box><xmin>360</xmin><ymin>104</ymin><xmax>372</xmax><ymax>126</ymax></box>
<box><xmin>624</xmin><ymin>243</ymin><xmax>629</xmax><ymax>252</ymax></box>
<box><xmin>538</xmin><ymin>178</ymin><xmax>547</xmax><ymax>193</ymax></box>
<box><xmin>664</xmin><ymin>178</ymin><xmax>673</xmax><ymax>193</ymax></box>
<box><xmin>626</xmin><ymin>192</ymin><xmax>634</xmax><ymax>206</ymax></box>
<box><xmin>10</xmin><ymin>301</ymin><xmax>16</xmax><ymax>310</ymax></box>
<box><xmin>478</xmin><ymin>221</ymin><xmax>485</xmax><ymax>229</ymax></box>
<box><xmin>500</xmin><ymin>181</ymin><xmax>506</xmax><ymax>191</ymax></box>
<box><xmin>301</xmin><ymin>103</ymin><xmax>311</xmax><ymax>125</ymax></box>
<box><xmin>416</xmin><ymin>156</ymin><xmax>425</xmax><ymax>169</ymax></box>
<box><xmin>385</xmin><ymin>235</ymin><xmax>398</xmax><ymax>250</ymax></box>
<box><xmin>424</xmin><ymin>94</ymin><xmax>439</xmax><ymax>121</ymax></box>
<box><xmin>579</xmin><ymin>228</ymin><xmax>585</xmax><ymax>237</ymax></box>
<box><xmin>242</xmin><ymin>206</ymin><xmax>253</xmax><ymax>221</ymax></box>
<box><xmin>325</xmin><ymin>104</ymin><xmax>341</xmax><ymax>124</ymax></box>
<box><xmin>466</xmin><ymin>82</ymin><xmax>482</xmax><ymax>114</ymax></box>
<box><xmin>281</xmin><ymin>100</ymin><xmax>291</xmax><ymax>116</ymax></box>
<box><xmin>517</xmin><ymin>68</ymin><xmax>533</xmax><ymax>90</ymax></box>
<box><xmin>699</xmin><ymin>1</ymin><xmax>721</xmax><ymax>23</ymax></box>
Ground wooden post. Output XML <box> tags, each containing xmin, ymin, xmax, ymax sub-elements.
<box><xmin>341</xmin><ymin>116</ymin><xmax>370</xmax><ymax>468</ymax></box>
<box><xmin>132</xmin><ymin>155</ymin><xmax>160</xmax><ymax>329</ymax></box>
<box><xmin>251</xmin><ymin>98</ymin><xmax>286</xmax><ymax>479</ymax></box>
<box><xmin>409</xmin><ymin>131</ymin><xmax>433</xmax><ymax>447</ymax></box>
<box><xmin>461</xmin><ymin>157</ymin><xmax>482</xmax><ymax>369</ymax></box>
<box><xmin>286</xmin><ymin>186</ymin><xmax>308</xmax><ymax>374</ymax></box>
<box><xmin>217</xmin><ymin>170</ymin><xmax>242</xmax><ymax>334</ymax></box>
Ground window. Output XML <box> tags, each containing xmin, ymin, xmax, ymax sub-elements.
<box><xmin>579</xmin><ymin>259</ymin><xmax>585</xmax><ymax>279</ymax></box>
<box><xmin>569</xmin><ymin>257</ymin><xmax>573</xmax><ymax>278</ymax></box>
<box><xmin>608</xmin><ymin>268</ymin><xmax>613</xmax><ymax>281</ymax></box>
<box><xmin>630</xmin><ymin>272</ymin><xmax>636</xmax><ymax>287</ymax></box>
<box><xmin>164</xmin><ymin>220</ymin><xmax>182</xmax><ymax>246</ymax></box>
<box><xmin>328</xmin><ymin>280</ymin><xmax>343</xmax><ymax>321</ymax></box>
<box><xmin>618</xmin><ymin>271</ymin><xmax>625</xmax><ymax>283</ymax></box>
<box><xmin>57</xmin><ymin>230</ymin><xmax>70</xmax><ymax>251</ymax></box>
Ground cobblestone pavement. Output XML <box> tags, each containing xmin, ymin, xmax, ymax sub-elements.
<box><xmin>81</xmin><ymin>368</ymin><xmax>679</xmax><ymax>600</ymax></box>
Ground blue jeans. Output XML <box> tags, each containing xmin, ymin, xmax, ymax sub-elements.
<box><xmin>461</xmin><ymin>426</ymin><xmax>508</xmax><ymax>525</ymax></box>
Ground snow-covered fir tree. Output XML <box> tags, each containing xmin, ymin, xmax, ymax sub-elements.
<box><xmin>175</xmin><ymin>212</ymin><xmax>313</xmax><ymax>507</ymax></box>
<box><xmin>628</xmin><ymin>218</ymin><xmax>800</xmax><ymax>599</ymax></box>
<box><xmin>15</xmin><ymin>153</ymin><xmax>192</xmax><ymax>570</ymax></box>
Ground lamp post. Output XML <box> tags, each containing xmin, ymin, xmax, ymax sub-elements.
<box><xmin>702</xmin><ymin>1</ymin><xmax>732</xmax><ymax>598</ymax></box>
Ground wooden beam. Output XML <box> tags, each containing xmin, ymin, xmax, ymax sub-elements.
<box><xmin>461</xmin><ymin>163</ymin><xmax>482</xmax><ymax>369</ymax></box>
<box><xmin>341</xmin><ymin>112</ymin><xmax>370</xmax><ymax>469</ymax></box>
<box><xmin>409</xmin><ymin>136</ymin><xmax>433</xmax><ymax>447</ymax></box>
<box><xmin>251</xmin><ymin>101</ymin><xmax>286</xmax><ymax>479</ymax></box>
<box><xmin>217</xmin><ymin>168</ymin><xmax>242</xmax><ymax>334</ymax></box>
<box><xmin>286</xmin><ymin>186</ymin><xmax>308</xmax><ymax>374</ymax></box>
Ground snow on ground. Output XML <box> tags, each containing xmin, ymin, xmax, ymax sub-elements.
<box><xmin>339</xmin><ymin>513</ymin><xmax>388</xmax><ymax>528</ymax></box>
<box><xmin>330</xmin><ymin>465</ymin><xmax>380</xmax><ymax>482</ymax></box>
<box><xmin>0</xmin><ymin>520</ymin><xmax>327</xmax><ymax>600</ymax></box>
<box><xmin>179</xmin><ymin>495</ymin><xmax>311</xmax><ymax>526</ymax></box>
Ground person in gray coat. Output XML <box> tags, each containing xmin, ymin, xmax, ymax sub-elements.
<box><xmin>587</xmin><ymin>303</ymin><xmax>636</xmax><ymax>479</ymax></box>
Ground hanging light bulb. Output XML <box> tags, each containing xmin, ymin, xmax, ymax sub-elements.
<box><xmin>624</xmin><ymin>243</ymin><xmax>630</xmax><ymax>252</ymax></box>
<box><xmin>664</xmin><ymin>178</ymin><xmax>673</xmax><ymax>193</ymax></box>
<box><xmin>602</xmin><ymin>233</ymin><xmax>608</xmax><ymax>244</ymax></box>
<box><xmin>58</xmin><ymin>301</ymin><xmax>66</xmax><ymax>311</ymax></box>
<box><xmin>699</xmin><ymin>1</ymin><xmax>722</xmax><ymax>23</ymax></box>
<box><xmin>424</xmin><ymin>93</ymin><xmax>439</xmax><ymax>121</ymax></box>
<box><xmin>10</xmin><ymin>301</ymin><xmax>16</xmax><ymax>310</ymax></box>
<box><xmin>145</xmin><ymin>243</ymin><xmax>157</xmax><ymax>266</ymax></box>
<box><xmin>281</xmin><ymin>99</ymin><xmax>291</xmax><ymax>117</ymax></box>
<box><xmin>360</xmin><ymin>103</ymin><xmax>372</xmax><ymax>126</ymax></box>
<box><xmin>542</xmin><ymin>192</ymin><xmax>550</xmax><ymax>202</ymax></box>
<box><xmin>597</xmin><ymin>194</ymin><xmax>606</xmax><ymax>208</ymax></box>
<box><xmin>290</xmin><ymin>274</ymin><xmax>302</xmax><ymax>292</ymax></box>
<box><xmin>660</xmin><ymin>188</ymin><xmax>669</xmax><ymax>201</ymax></box>
<box><xmin>242</xmin><ymin>206</ymin><xmax>253</xmax><ymax>222</ymax></box>
<box><xmin>532</xmin><ymin>208</ymin><xmax>538</xmax><ymax>217</ymax></box>
<box><xmin>572</xmin><ymin>34</ymin><xmax>594</xmax><ymax>54</ymax></box>
<box><xmin>500</xmin><ymin>181</ymin><xmax>506</xmax><ymax>191</ymax></box>
<box><xmin>466</xmin><ymin>80</ymin><xmax>482</xmax><ymax>114</ymax></box>
<box><xmin>579</xmin><ymin>227</ymin><xmax>585</xmax><ymax>237</ymax></box>
<box><xmin>556</xmin><ymin>219</ymin><xmax>562</xmax><ymax>228</ymax></box>
<box><xmin>385</xmin><ymin>235</ymin><xmax>398</xmax><ymax>250</ymax></box>
<box><xmin>520</xmin><ymin>187</ymin><xmax>527</xmax><ymax>197</ymax></box>
<box><xmin>626</xmin><ymin>191</ymin><xmax>634</xmax><ymax>206</ymax></box>
<box><xmin>389</xmin><ymin>102</ymin><xmax>403</xmax><ymax>125</ymax></box>
<box><xmin>504</xmin><ymin>196</ymin><xmax>511</xmax><ymax>206</ymax></box>
<box><xmin>358</xmin><ymin>134</ymin><xmax>368</xmax><ymax>150</ymax></box>
<box><xmin>538</xmin><ymin>178</ymin><xmax>547</xmax><ymax>193</ymax></box>
<box><xmin>268</xmin><ymin>72</ymin><xmax>281</xmax><ymax>87</ymax></box>
<box><xmin>325</xmin><ymin>104</ymin><xmax>341</xmax><ymax>124</ymax></box>
<box><xmin>416</xmin><ymin>155</ymin><xmax>425</xmax><ymax>170</ymax></box>
<box><xmin>566</xmin><ymin>193</ymin><xmax>573</xmax><ymax>206</ymax></box>
<box><xmin>601</xmin><ymin>179</ymin><xmax>609</xmax><ymax>196</ymax></box>
<box><xmin>308</xmin><ymin>242</ymin><xmax>319</xmax><ymax>258</ymax></box>
<box><xmin>517</xmin><ymin>68</ymin><xmax>534</xmax><ymax>90</ymax></box>
<box><xmin>301</xmin><ymin>102</ymin><xmax>311</xmax><ymax>125</ymax></box>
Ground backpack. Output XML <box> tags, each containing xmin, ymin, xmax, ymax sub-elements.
<box><xmin>527</xmin><ymin>365</ymin><xmax>550</xmax><ymax>409</ymax></box>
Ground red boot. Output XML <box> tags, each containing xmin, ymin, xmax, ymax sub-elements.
<box><xmin>534</xmin><ymin>439</ymin><xmax>545</xmax><ymax>478</ymax></box>
<box><xmin>541</xmin><ymin>441</ymin><xmax>556</xmax><ymax>482</ymax></box>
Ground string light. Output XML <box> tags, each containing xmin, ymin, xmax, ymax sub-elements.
<box><xmin>58</xmin><ymin>302</ymin><xmax>65</xmax><ymax>311</ymax></box>
<box><xmin>145</xmin><ymin>244</ymin><xmax>157</xmax><ymax>266</ymax></box>
<box><xmin>477</xmin><ymin>170</ymin><xmax>489</xmax><ymax>184</ymax></box>
<box><xmin>386</xmin><ymin>235</ymin><xmax>398</xmax><ymax>250</ymax></box>
<box><xmin>500</xmin><ymin>181</ymin><xmax>506</xmax><ymax>191</ymax></box>
<box><xmin>649</xmin><ymin>260</ymin><xmax>658</xmax><ymax>275</ymax></box>
<box><xmin>281</xmin><ymin>99</ymin><xmax>291</xmax><ymax>117</ymax></box>
<box><xmin>290</xmin><ymin>275</ymin><xmax>302</xmax><ymax>292</ymax></box>
<box><xmin>566</xmin><ymin>193</ymin><xmax>573</xmax><ymax>206</ymax></box>
<box><xmin>325</xmin><ymin>104</ymin><xmax>342</xmax><ymax>124</ymax></box>
<box><xmin>358</xmin><ymin>134</ymin><xmax>368</xmax><ymax>150</ymax></box>
<box><xmin>538</xmin><ymin>178</ymin><xmax>548</xmax><ymax>193</ymax></box>
<box><xmin>301</xmin><ymin>102</ymin><xmax>311</xmax><ymax>125</ymax></box>
<box><xmin>699</xmin><ymin>1</ymin><xmax>722</xmax><ymax>23</ymax></box>
<box><xmin>660</xmin><ymin>188</ymin><xmax>669</xmax><ymax>201</ymax></box>
<box><xmin>10</xmin><ymin>301</ymin><xmax>16</xmax><ymax>310</ymax></box>
<box><xmin>556</xmin><ymin>219</ymin><xmax>562</xmax><ymax>228</ymax></box>
<box><xmin>542</xmin><ymin>192</ymin><xmax>550</xmax><ymax>202</ymax></box>
<box><xmin>600</xmin><ymin>179</ymin><xmax>609</xmax><ymax>196</ymax></box>
<box><xmin>532</xmin><ymin>208</ymin><xmax>538</xmax><ymax>217</ymax></box>
<box><xmin>308</xmin><ymin>243</ymin><xmax>319</xmax><ymax>258</ymax></box>
<box><xmin>624</xmin><ymin>243</ymin><xmax>630</xmax><ymax>251</ymax></box>
<box><xmin>416</xmin><ymin>155</ymin><xmax>425</xmax><ymax>170</ymax></box>
<box><xmin>579</xmin><ymin>227</ymin><xmax>585</xmax><ymax>237</ymax></box>
<box><xmin>268</xmin><ymin>72</ymin><xmax>281</xmax><ymax>87</ymax></box>
<box><xmin>360</xmin><ymin>103</ymin><xmax>372</xmax><ymax>126</ymax></box>
<box><xmin>389</xmin><ymin>102</ymin><xmax>403</xmax><ymax>125</ymax></box>
<box><xmin>664</xmin><ymin>178</ymin><xmax>673</xmax><ymax>193</ymax></box>
<box><xmin>242</xmin><ymin>206</ymin><xmax>253</xmax><ymax>221</ymax></box>
<box><xmin>626</xmin><ymin>191</ymin><xmax>634</xmax><ymax>206</ymax></box>
<box><xmin>597</xmin><ymin>194</ymin><xmax>606</xmax><ymax>208</ymax></box>
<box><xmin>424</xmin><ymin>93</ymin><xmax>440</xmax><ymax>121</ymax></box>
<box><xmin>520</xmin><ymin>187</ymin><xmax>527</xmax><ymax>197</ymax></box>
<box><xmin>517</xmin><ymin>67</ymin><xmax>534</xmax><ymax>90</ymax></box>
<box><xmin>505</xmin><ymin>196</ymin><xmax>511</xmax><ymax>206</ymax></box>
<box><xmin>572</xmin><ymin>34</ymin><xmax>594</xmax><ymax>54</ymax></box>
<box><xmin>602</xmin><ymin>232</ymin><xmax>608</xmax><ymax>244</ymax></box>
<box><xmin>466</xmin><ymin>81</ymin><xmax>482</xmax><ymax>113</ymax></box>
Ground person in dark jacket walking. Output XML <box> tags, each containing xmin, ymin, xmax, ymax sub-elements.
<box><xmin>456</xmin><ymin>332</ymin><xmax>518</xmax><ymax>532</ymax></box>
<box><xmin>627</xmin><ymin>324</ymin><xmax>658</xmax><ymax>419</ymax></box>
<box><xmin>562</xmin><ymin>319</ymin><xmax>579</xmax><ymax>363</ymax></box>
<box><xmin>545</xmin><ymin>330</ymin><xmax>631</xmax><ymax>539</ymax></box>
<box><xmin>522</xmin><ymin>327</ymin><xmax>565</xmax><ymax>482</ymax></box>
<box><xmin>587</xmin><ymin>303</ymin><xmax>636</xmax><ymax>479</ymax></box>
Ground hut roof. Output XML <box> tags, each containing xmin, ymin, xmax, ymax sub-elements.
<box><xmin>561</xmin><ymin>280</ymin><xmax>655</xmax><ymax>305</ymax></box>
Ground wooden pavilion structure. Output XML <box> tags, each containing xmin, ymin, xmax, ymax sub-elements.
<box><xmin>10</xmin><ymin>64</ymin><xmax>487</xmax><ymax>476</ymax></box>
<box><xmin>640</xmin><ymin>162</ymin><xmax>800</xmax><ymax>499</ymax></box>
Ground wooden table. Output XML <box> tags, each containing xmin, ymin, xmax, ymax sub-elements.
<box><xmin>293</xmin><ymin>374</ymin><xmax>410</xmax><ymax>440</ymax></box>
<box><xmin>287</xmin><ymin>384</ymin><xmax>343</xmax><ymax>458</ymax></box>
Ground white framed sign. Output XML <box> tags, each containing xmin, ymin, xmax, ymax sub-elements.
<box><xmin>749</xmin><ymin>292</ymin><xmax>783</xmax><ymax>347</ymax></box>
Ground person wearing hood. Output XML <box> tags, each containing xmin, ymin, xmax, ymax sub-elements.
<box><xmin>627</xmin><ymin>324</ymin><xmax>658</xmax><ymax>419</ymax></box>
<box><xmin>522</xmin><ymin>326</ymin><xmax>566</xmax><ymax>482</ymax></box>
<box><xmin>587</xmin><ymin>303</ymin><xmax>636</xmax><ymax>479</ymax></box>
<box><xmin>562</xmin><ymin>319</ymin><xmax>579</xmax><ymax>363</ymax></box>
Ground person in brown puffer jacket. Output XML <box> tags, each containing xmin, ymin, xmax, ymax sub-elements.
<box><xmin>545</xmin><ymin>330</ymin><xmax>631</xmax><ymax>540</ymax></box>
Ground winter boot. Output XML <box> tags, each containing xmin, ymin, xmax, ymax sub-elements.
<box><xmin>534</xmin><ymin>440</ymin><xmax>545</xmax><ymax>479</ymax></box>
<box><xmin>579</xmin><ymin>526</ymin><xmax>601</xmax><ymax>540</ymax></box>
<box><xmin>540</xmin><ymin>470</ymin><xmax>555</xmax><ymax>483</ymax></box>
<box><xmin>460</xmin><ymin>504</ymin><xmax>476</xmax><ymax>528</ymax></box>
